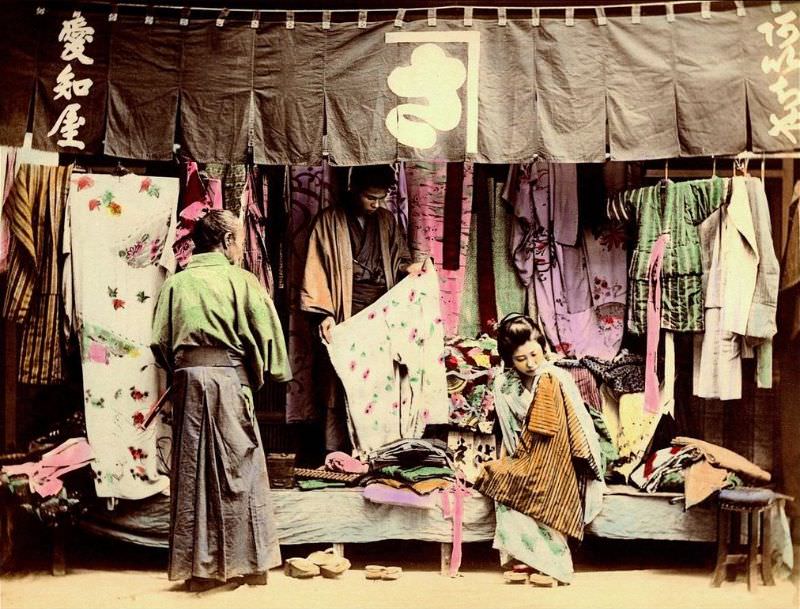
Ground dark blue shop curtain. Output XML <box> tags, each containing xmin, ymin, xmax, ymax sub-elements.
<box><xmin>3</xmin><ymin>3</ymin><xmax>799</xmax><ymax>163</ymax></box>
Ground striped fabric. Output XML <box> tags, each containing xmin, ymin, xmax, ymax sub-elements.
<box><xmin>2</xmin><ymin>164</ymin><xmax>72</xmax><ymax>384</ymax></box>
<box><xmin>610</xmin><ymin>176</ymin><xmax>727</xmax><ymax>334</ymax></box>
<box><xmin>474</xmin><ymin>373</ymin><xmax>597</xmax><ymax>541</ymax></box>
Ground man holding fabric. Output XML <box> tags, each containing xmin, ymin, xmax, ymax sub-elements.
<box><xmin>301</xmin><ymin>165</ymin><xmax>427</xmax><ymax>452</ymax></box>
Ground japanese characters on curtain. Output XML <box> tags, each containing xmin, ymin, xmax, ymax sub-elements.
<box><xmin>63</xmin><ymin>173</ymin><xmax>178</xmax><ymax>500</ymax></box>
<box><xmin>0</xmin><ymin>4</ymin><xmax>798</xmax><ymax>163</ymax></box>
<box><xmin>32</xmin><ymin>9</ymin><xmax>109</xmax><ymax>154</ymax></box>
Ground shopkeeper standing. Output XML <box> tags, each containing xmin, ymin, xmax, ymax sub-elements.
<box><xmin>151</xmin><ymin>210</ymin><xmax>292</xmax><ymax>591</ymax></box>
<box><xmin>301</xmin><ymin>165</ymin><xmax>427</xmax><ymax>452</ymax></box>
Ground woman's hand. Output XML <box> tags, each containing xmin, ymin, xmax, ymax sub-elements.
<box><xmin>319</xmin><ymin>316</ymin><xmax>335</xmax><ymax>344</ymax></box>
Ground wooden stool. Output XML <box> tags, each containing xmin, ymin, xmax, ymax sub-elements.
<box><xmin>711</xmin><ymin>487</ymin><xmax>778</xmax><ymax>591</ymax></box>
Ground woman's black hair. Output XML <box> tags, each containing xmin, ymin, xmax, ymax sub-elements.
<box><xmin>192</xmin><ymin>209</ymin><xmax>241</xmax><ymax>254</ymax></box>
<box><xmin>496</xmin><ymin>313</ymin><xmax>548</xmax><ymax>367</ymax></box>
<box><xmin>349</xmin><ymin>165</ymin><xmax>396</xmax><ymax>194</ymax></box>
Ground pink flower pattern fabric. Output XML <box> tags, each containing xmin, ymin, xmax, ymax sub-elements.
<box><xmin>325</xmin><ymin>267</ymin><xmax>448</xmax><ymax>456</ymax></box>
<box><xmin>63</xmin><ymin>173</ymin><xmax>179</xmax><ymax>500</ymax></box>
<box><xmin>405</xmin><ymin>162</ymin><xmax>474</xmax><ymax>338</ymax></box>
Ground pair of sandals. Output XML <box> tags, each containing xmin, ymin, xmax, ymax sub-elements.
<box><xmin>503</xmin><ymin>565</ymin><xmax>557</xmax><ymax>587</ymax></box>
<box><xmin>365</xmin><ymin>565</ymin><xmax>403</xmax><ymax>580</ymax></box>
<box><xmin>284</xmin><ymin>548</ymin><xmax>352</xmax><ymax>579</ymax></box>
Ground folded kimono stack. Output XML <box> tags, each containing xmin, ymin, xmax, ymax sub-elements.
<box><xmin>630</xmin><ymin>436</ymin><xmax>771</xmax><ymax>509</ymax></box>
<box><xmin>362</xmin><ymin>439</ymin><xmax>456</xmax><ymax>509</ymax></box>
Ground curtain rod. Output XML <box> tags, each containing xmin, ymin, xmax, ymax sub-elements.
<box><xmin>58</xmin><ymin>0</ymin><xmax>734</xmax><ymax>14</ymax></box>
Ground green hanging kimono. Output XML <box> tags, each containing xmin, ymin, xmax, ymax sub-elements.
<box><xmin>610</xmin><ymin>177</ymin><xmax>728</xmax><ymax>334</ymax></box>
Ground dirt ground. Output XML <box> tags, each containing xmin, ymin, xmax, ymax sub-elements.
<box><xmin>1</xmin><ymin>533</ymin><xmax>798</xmax><ymax>609</ymax></box>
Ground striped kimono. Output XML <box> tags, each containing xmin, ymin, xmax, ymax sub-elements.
<box><xmin>2</xmin><ymin>164</ymin><xmax>72</xmax><ymax>384</ymax></box>
<box><xmin>475</xmin><ymin>364</ymin><xmax>602</xmax><ymax>542</ymax></box>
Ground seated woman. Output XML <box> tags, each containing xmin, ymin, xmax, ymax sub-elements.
<box><xmin>474</xmin><ymin>314</ymin><xmax>604</xmax><ymax>586</ymax></box>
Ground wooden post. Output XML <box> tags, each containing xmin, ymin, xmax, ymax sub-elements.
<box><xmin>51</xmin><ymin>526</ymin><xmax>66</xmax><ymax>576</ymax></box>
<box><xmin>3</xmin><ymin>320</ymin><xmax>17</xmax><ymax>451</ymax></box>
<box><xmin>440</xmin><ymin>543</ymin><xmax>452</xmax><ymax>576</ymax></box>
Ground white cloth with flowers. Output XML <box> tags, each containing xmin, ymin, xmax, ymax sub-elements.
<box><xmin>326</xmin><ymin>267</ymin><xmax>448</xmax><ymax>456</ymax></box>
<box><xmin>63</xmin><ymin>173</ymin><xmax>178</xmax><ymax>499</ymax></box>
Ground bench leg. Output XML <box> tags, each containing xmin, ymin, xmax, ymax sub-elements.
<box><xmin>761</xmin><ymin>509</ymin><xmax>775</xmax><ymax>586</ymax></box>
<box><xmin>747</xmin><ymin>512</ymin><xmax>758</xmax><ymax>592</ymax></box>
<box><xmin>331</xmin><ymin>543</ymin><xmax>345</xmax><ymax>558</ymax></box>
<box><xmin>0</xmin><ymin>501</ymin><xmax>14</xmax><ymax>573</ymax></box>
<box><xmin>51</xmin><ymin>526</ymin><xmax>66</xmax><ymax>576</ymax></box>
<box><xmin>711</xmin><ymin>509</ymin><xmax>730</xmax><ymax>587</ymax></box>
<box><xmin>440</xmin><ymin>543</ymin><xmax>452</xmax><ymax>576</ymax></box>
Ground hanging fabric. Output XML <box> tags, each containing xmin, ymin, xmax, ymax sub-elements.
<box><xmin>63</xmin><ymin>172</ymin><xmax>178</xmax><ymax>499</ymax></box>
<box><xmin>242</xmin><ymin>167</ymin><xmax>274</xmax><ymax>297</ymax></box>
<box><xmin>405</xmin><ymin>162</ymin><xmax>474</xmax><ymax>337</ymax></box>
<box><xmin>284</xmin><ymin>163</ymin><xmax>336</xmax><ymax>424</ymax></box>
<box><xmin>3</xmin><ymin>164</ymin><xmax>72</xmax><ymax>384</ymax></box>
<box><xmin>173</xmin><ymin>160</ymin><xmax>223</xmax><ymax>268</ymax></box>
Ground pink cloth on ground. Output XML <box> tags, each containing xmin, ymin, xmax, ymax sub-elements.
<box><xmin>2</xmin><ymin>438</ymin><xmax>94</xmax><ymax>497</ymax></box>
<box><xmin>644</xmin><ymin>233</ymin><xmax>671</xmax><ymax>414</ymax></box>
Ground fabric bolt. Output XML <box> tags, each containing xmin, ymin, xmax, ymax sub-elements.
<box><xmin>285</xmin><ymin>165</ymin><xmax>335</xmax><ymax>423</ymax></box>
<box><xmin>1</xmin><ymin>437</ymin><xmax>94</xmax><ymax>498</ymax></box>
<box><xmin>242</xmin><ymin>169</ymin><xmax>274</xmax><ymax>297</ymax></box>
<box><xmin>475</xmin><ymin>366</ymin><xmax>602</xmax><ymax>541</ymax></box>
<box><xmin>362</xmin><ymin>484</ymin><xmax>440</xmax><ymax>510</ymax></box>
<box><xmin>375</xmin><ymin>465</ymin><xmax>454</xmax><ymax>484</ymax></box>
<box><xmin>611</xmin><ymin>177</ymin><xmax>727</xmax><ymax>334</ymax></box>
<box><xmin>644</xmin><ymin>233</ymin><xmax>670</xmax><ymax>414</ymax></box>
<box><xmin>504</xmin><ymin>162</ymin><xmax>626</xmax><ymax>359</ymax></box>
<box><xmin>62</xmin><ymin>174</ymin><xmax>177</xmax><ymax>499</ymax></box>
<box><xmin>325</xmin><ymin>268</ymin><xmax>448</xmax><ymax>456</ymax></box>
<box><xmin>3</xmin><ymin>164</ymin><xmax>72</xmax><ymax>384</ymax></box>
<box><xmin>367</xmin><ymin>438</ymin><xmax>453</xmax><ymax>470</ymax></box>
<box><xmin>167</xmin><ymin>349</ymin><xmax>282</xmax><ymax>582</ymax></box>
<box><xmin>173</xmin><ymin>161</ymin><xmax>223</xmax><ymax>269</ymax></box>
<box><xmin>629</xmin><ymin>444</ymin><xmax>703</xmax><ymax>493</ymax></box>
<box><xmin>684</xmin><ymin>459</ymin><xmax>732</xmax><ymax>509</ymax></box>
<box><xmin>405</xmin><ymin>162</ymin><xmax>474</xmax><ymax>337</ymax></box>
